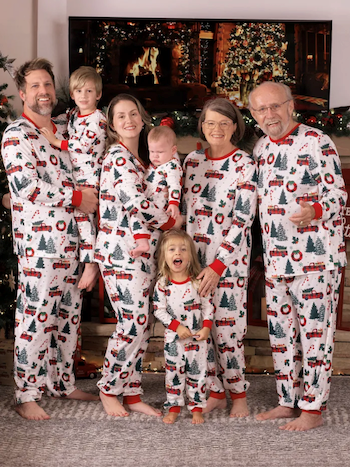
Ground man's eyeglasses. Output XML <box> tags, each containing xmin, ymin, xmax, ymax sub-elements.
<box><xmin>202</xmin><ymin>120</ymin><xmax>232</xmax><ymax>130</ymax></box>
<box><xmin>250</xmin><ymin>99</ymin><xmax>291</xmax><ymax>116</ymax></box>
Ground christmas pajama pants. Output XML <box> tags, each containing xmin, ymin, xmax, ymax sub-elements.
<box><xmin>97</xmin><ymin>264</ymin><xmax>153</xmax><ymax>397</ymax></box>
<box><xmin>206</xmin><ymin>272</ymin><xmax>250</xmax><ymax>396</ymax></box>
<box><xmin>164</xmin><ymin>333</ymin><xmax>208</xmax><ymax>412</ymax></box>
<box><xmin>265</xmin><ymin>269</ymin><xmax>341</xmax><ymax>411</ymax></box>
<box><xmin>14</xmin><ymin>256</ymin><xmax>82</xmax><ymax>404</ymax></box>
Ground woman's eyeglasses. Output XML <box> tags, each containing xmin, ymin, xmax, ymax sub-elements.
<box><xmin>202</xmin><ymin>120</ymin><xmax>232</xmax><ymax>130</ymax></box>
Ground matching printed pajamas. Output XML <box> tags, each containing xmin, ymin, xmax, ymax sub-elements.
<box><xmin>183</xmin><ymin>147</ymin><xmax>258</xmax><ymax>396</ymax></box>
<box><xmin>2</xmin><ymin>114</ymin><xmax>84</xmax><ymax>403</ymax></box>
<box><xmin>153</xmin><ymin>278</ymin><xmax>213</xmax><ymax>411</ymax></box>
<box><xmin>95</xmin><ymin>143</ymin><xmax>172</xmax><ymax>396</ymax></box>
<box><xmin>254</xmin><ymin>123</ymin><xmax>347</xmax><ymax>411</ymax></box>
<box><xmin>64</xmin><ymin>108</ymin><xmax>107</xmax><ymax>262</ymax></box>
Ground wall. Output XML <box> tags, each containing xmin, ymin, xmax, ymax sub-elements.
<box><xmin>2</xmin><ymin>0</ymin><xmax>350</xmax><ymax>111</ymax></box>
<box><xmin>0</xmin><ymin>1</ymin><xmax>37</xmax><ymax>112</ymax></box>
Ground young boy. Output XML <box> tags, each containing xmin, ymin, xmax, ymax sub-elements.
<box><xmin>41</xmin><ymin>66</ymin><xmax>106</xmax><ymax>291</ymax></box>
<box><xmin>130</xmin><ymin>125</ymin><xmax>183</xmax><ymax>258</ymax></box>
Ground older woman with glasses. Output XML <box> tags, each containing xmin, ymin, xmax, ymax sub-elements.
<box><xmin>182</xmin><ymin>98</ymin><xmax>258</xmax><ymax>417</ymax></box>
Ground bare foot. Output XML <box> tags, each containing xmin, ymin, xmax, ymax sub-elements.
<box><xmin>202</xmin><ymin>396</ymin><xmax>227</xmax><ymax>414</ymax></box>
<box><xmin>163</xmin><ymin>412</ymin><xmax>179</xmax><ymax>424</ymax></box>
<box><xmin>280</xmin><ymin>412</ymin><xmax>323</xmax><ymax>431</ymax></box>
<box><xmin>256</xmin><ymin>405</ymin><xmax>300</xmax><ymax>421</ymax></box>
<box><xmin>129</xmin><ymin>239</ymin><xmax>150</xmax><ymax>259</ymax></box>
<box><xmin>192</xmin><ymin>412</ymin><xmax>204</xmax><ymax>424</ymax></box>
<box><xmin>100</xmin><ymin>392</ymin><xmax>129</xmax><ymax>417</ymax></box>
<box><xmin>15</xmin><ymin>401</ymin><xmax>50</xmax><ymax>420</ymax></box>
<box><xmin>230</xmin><ymin>397</ymin><xmax>249</xmax><ymax>418</ymax></box>
<box><xmin>66</xmin><ymin>389</ymin><xmax>99</xmax><ymax>401</ymax></box>
<box><xmin>78</xmin><ymin>263</ymin><xmax>100</xmax><ymax>291</ymax></box>
<box><xmin>125</xmin><ymin>401</ymin><xmax>162</xmax><ymax>417</ymax></box>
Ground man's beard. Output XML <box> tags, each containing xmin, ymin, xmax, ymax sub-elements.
<box><xmin>28</xmin><ymin>95</ymin><xmax>57</xmax><ymax>116</ymax></box>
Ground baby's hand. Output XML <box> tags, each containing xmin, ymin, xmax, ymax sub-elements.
<box><xmin>193</xmin><ymin>327</ymin><xmax>210</xmax><ymax>341</ymax></box>
<box><xmin>40</xmin><ymin>127</ymin><xmax>60</xmax><ymax>147</ymax></box>
<box><xmin>176</xmin><ymin>324</ymin><xmax>193</xmax><ymax>340</ymax></box>
<box><xmin>166</xmin><ymin>204</ymin><xmax>180</xmax><ymax>219</ymax></box>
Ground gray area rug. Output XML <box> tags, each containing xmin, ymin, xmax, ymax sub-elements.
<box><xmin>0</xmin><ymin>374</ymin><xmax>349</xmax><ymax>467</ymax></box>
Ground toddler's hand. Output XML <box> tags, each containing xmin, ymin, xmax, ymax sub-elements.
<box><xmin>40</xmin><ymin>127</ymin><xmax>60</xmax><ymax>147</ymax></box>
<box><xmin>193</xmin><ymin>327</ymin><xmax>210</xmax><ymax>341</ymax></box>
<box><xmin>176</xmin><ymin>324</ymin><xmax>193</xmax><ymax>340</ymax></box>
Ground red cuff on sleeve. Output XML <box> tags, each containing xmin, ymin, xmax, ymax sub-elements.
<box><xmin>160</xmin><ymin>217</ymin><xmax>176</xmax><ymax>231</ymax></box>
<box><xmin>61</xmin><ymin>140</ymin><xmax>69</xmax><ymax>151</ymax></box>
<box><xmin>203</xmin><ymin>320</ymin><xmax>213</xmax><ymax>330</ymax></box>
<box><xmin>168</xmin><ymin>319</ymin><xmax>180</xmax><ymax>332</ymax></box>
<box><xmin>133</xmin><ymin>234</ymin><xmax>151</xmax><ymax>240</ymax></box>
<box><xmin>312</xmin><ymin>202</ymin><xmax>322</xmax><ymax>220</ymax></box>
<box><xmin>71</xmin><ymin>190</ymin><xmax>82</xmax><ymax>207</ymax></box>
<box><xmin>209</xmin><ymin>259</ymin><xmax>226</xmax><ymax>276</ymax></box>
<box><xmin>168</xmin><ymin>200</ymin><xmax>180</xmax><ymax>207</ymax></box>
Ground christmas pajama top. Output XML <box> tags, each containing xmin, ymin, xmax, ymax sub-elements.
<box><xmin>95</xmin><ymin>143</ymin><xmax>174</xmax><ymax>270</ymax></box>
<box><xmin>62</xmin><ymin>107</ymin><xmax>107</xmax><ymax>189</ymax></box>
<box><xmin>2</xmin><ymin>114</ymin><xmax>82</xmax><ymax>259</ymax></box>
<box><xmin>153</xmin><ymin>277</ymin><xmax>214</xmax><ymax>336</ymax></box>
<box><xmin>182</xmin><ymin>148</ymin><xmax>258</xmax><ymax>277</ymax></box>
<box><xmin>144</xmin><ymin>158</ymin><xmax>183</xmax><ymax>212</ymax></box>
<box><xmin>253</xmin><ymin>123</ymin><xmax>347</xmax><ymax>278</ymax></box>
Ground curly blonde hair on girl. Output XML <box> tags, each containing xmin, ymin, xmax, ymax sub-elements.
<box><xmin>157</xmin><ymin>229</ymin><xmax>201</xmax><ymax>282</ymax></box>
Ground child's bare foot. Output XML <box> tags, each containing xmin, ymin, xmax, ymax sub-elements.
<box><xmin>129</xmin><ymin>239</ymin><xmax>150</xmax><ymax>259</ymax></box>
<box><xmin>192</xmin><ymin>412</ymin><xmax>204</xmax><ymax>424</ymax></box>
<box><xmin>125</xmin><ymin>401</ymin><xmax>162</xmax><ymax>417</ymax></box>
<box><xmin>78</xmin><ymin>263</ymin><xmax>99</xmax><ymax>291</ymax></box>
<box><xmin>230</xmin><ymin>397</ymin><xmax>249</xmax><ymax>418</ymax></box>
<box><xmin>66</xmin><ymin>389</ymin><xmax>99</xmax><ymax>401</ymax></box>
<box><xmin>202</xmin><ymin>396</ymin><xmax>227</xmax><ymax>413</ymax></box>
<box><xmin>100</xmin><ymin>392</ymin><xmax>129</xmax><ymax>417</ymax></box>
<box><xmin>256</xmin><ymin>405</ymin><xmax>300</xmax><ymax>421</ymax></box>
<box><xmin>163</xmin><ymin>412</ymin><xmax>179</xmax><ymax>424</ymax></box>
<box><xmin>280</xmin><ymin>412</ymin><xmax>323</xmax><ymax>431</ymax></box>
<box><xmin>15</xmin><ymin>401</ymin><xmax>50</xmax><ymax>420</ymax></box>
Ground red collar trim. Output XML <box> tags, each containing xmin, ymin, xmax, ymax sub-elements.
<box><xmin>269</xmin><ymin>123</ymin><xmax>301</xmax><ymax>143</ymax></box>
<box><xmin>170</xmin><ymin>277</ymin><xmax>191</xmax><ymax>285</ymax></box>
<box><xmin>204</xmin><ymin>147</ymin><xmax>238</xmax><ymax>161</ymax></box>
<box><xmin>22</xmin><ymin>113</ymin><xmax>57</xmax><ymax>134</ymax></box>
<box><xmin>77</xmin><ymin>110</ymin><xmax>96</xmax><ymax>118</ymax></box>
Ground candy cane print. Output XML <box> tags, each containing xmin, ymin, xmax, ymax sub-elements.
<box><xmin>60</xmin><ymin>235</ymin><xmax>66</xmax><ymax>246</ymax></box>
<box><xmin>50</xmin><ymin>275</ymin><xmax>58</xmax><ymax>285</ymax></box>
<box><xmin>32</xmin><ymin>209</ymin><xmax>40</xmax><ymax>220</ymax></box>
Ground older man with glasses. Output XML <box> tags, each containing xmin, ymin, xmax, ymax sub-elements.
<box><xmin>249</xmin><ymin>81</ymin><xmax>347</xmax><ymax>431</ymax></box>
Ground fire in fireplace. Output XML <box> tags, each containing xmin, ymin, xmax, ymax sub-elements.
<box><xmin>120</xmin><ymin>45</ymin><xmax>171</xmax><ymax>87</ymax></box>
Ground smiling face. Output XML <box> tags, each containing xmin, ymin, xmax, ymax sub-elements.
<box><xmin>201</xmin><ymin>109</ymin><xmax>237</xmax><ymax>152</ymax></box>
<box><xmin>111</xmin><ymin>99</ymin><xmax>144</xmax><ymax>144</ymax></box>
<box><xmin>164</xmin><ymin>236</ymin><xmax>191</xmax><ymax>282</ymax></box>
<box><xmin>71</xmin><ymin>79</ymin><xmax>101</xmax><ymax>115</ymax></box>
<box><xmin>148</xmin><ymin>137</ymin><xmax>176</xmax><ymax>167</ymax></box>
<box><xmin>19</xmin><ymin>69</ymin><xmax>56</xmax><ymax>117</ymax></box>
<box><xmin>250</xmin><ymin>83</ymin><xmax>295</xmax><ymax>140</ymax></box>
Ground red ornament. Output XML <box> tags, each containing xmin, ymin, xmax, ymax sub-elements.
<box><xmin>307</xmin><ymin>116</ymin><xmax>317</xmax><ymax>124</ymax></box>
<box><xmin>0</xmin><ymin>96</ymin><xmax>8</xmax><ymax>105</ymax></box>
<box><xmin>160</xmin><ymin>117</ymin><xmax>175</xmax><ymax>129</ymax></box>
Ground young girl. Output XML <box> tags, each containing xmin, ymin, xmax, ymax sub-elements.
<box><xmin>153</xmin><ymin>229</ymin><xmax>214</xmax><ymax>425</ymax></box>
<box><xmin>94</xmin><ymin>94</ymin><xmax>176</xmax><ymax>417</ymax></box>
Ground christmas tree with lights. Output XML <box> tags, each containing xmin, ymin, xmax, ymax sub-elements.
<box><xmin>0</xmin><ymin>52</ymin><xmax>17</xmax><ymax>336</ymax></box>
<box><xmin>217</xmin><ymin>22</ymin><xmax>295</xmax><ymax>105</ymax></box>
